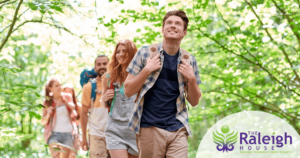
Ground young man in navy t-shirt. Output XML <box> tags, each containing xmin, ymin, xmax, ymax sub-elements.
<box><xmin>125</xmin><ymin>10</ymin><xmax>202</xmax><ymax>158</ymax></box>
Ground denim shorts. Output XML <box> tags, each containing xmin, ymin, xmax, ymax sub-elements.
<box><xmin>48</xmin><ymin>132</ymin><xmax>73</xmax><ymax>147</ymax></box>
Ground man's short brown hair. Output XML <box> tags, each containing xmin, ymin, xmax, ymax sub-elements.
<box><xmin>162</xmin><ymin>10</ymin><xmax>189</xmax><ymax>31</ymax></box>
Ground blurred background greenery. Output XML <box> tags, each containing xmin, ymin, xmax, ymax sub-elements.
<box><xmin>0</xmin><ymin>0</ymin><xmax>299</xmax><ymax>157</ymax></box>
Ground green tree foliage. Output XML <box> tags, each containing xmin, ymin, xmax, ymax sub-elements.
<box><xmin>0</xmin><ymin>0</ymin><xmax>85</xmax><ymax>157</ymax></box>
<box><xmin>1</xmin><ymin>0</ymin><xmax>300</xmax><ymax>157</ymax></box>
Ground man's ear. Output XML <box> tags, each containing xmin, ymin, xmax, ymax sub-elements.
<box><xmin>181</xmin><ymin>29</ymin><xmax>188</xmax><ymax>39</ymax></box>
<box><xmin>183</xmin><ymin>29</ymin><xmax>187</xmax><ymax>37</ymax></box>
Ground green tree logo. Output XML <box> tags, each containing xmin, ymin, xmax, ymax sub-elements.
<box><xmin>213</xmin><ymin>125</ymin><xmax>238</xmax><ymax>153</ymax></box>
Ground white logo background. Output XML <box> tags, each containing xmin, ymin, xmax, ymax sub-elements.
<box><xmin>197</xmin><ymin>111</ymin><xmax>300</xmax><ymax>158</ymax></box>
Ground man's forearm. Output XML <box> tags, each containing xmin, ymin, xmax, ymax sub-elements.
<box><xmin>81</xmin><ymin>112</ymin><xmax>88</xmax><ymax>139</ymax></box>
<box><xmin>186</xmin><ymin>77</ymin><xmax>201</xmax><ymax>107</ymax></box>
<box><xmin>124</xmin><ymin>67</ymin><xmax>152</xmax><ymax>98</ymax></box>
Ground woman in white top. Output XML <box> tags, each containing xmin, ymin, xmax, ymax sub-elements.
<box><xmin>41</xmin><ymin>78</ymin><xmax>76</xmax><ymax>158</ymax></box>
<box><xmin>63</xmin><ymin>83</ymin><xmax>82</xmax><ymax>158</ymax></box>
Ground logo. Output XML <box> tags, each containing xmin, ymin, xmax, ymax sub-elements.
<box><xmin>213</xmin><ymin>125</ymin><xmax>238</xmax><ymax>153</ymax></box>
<box><xmin>197</xmin><ymin>111</ymin><xmax>300</xmax><ymax>158</ymax></box>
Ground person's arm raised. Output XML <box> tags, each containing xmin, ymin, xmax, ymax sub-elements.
<box><xmin>178</xmin><ymin>59</ymin><xmax>202</xmax><ymax>107</ymax></box>
<box><xmin>124</xmin><ymin>54</ymin><xmax>161</xmax><ymax>98</ymax></box>
<box><xmin>63</xmin><ymin>94</ymin><xmax>75</xmax><ymax>111</ymax></box>
<box><xmin>101</xmin><ymin>75</ymin><xmax>114</xmax><ymax>107</ymax></box>
<box><xmin>40</xmin><ymin>107</ymin><xmax>53</xmax><ymax>126</ymax></box>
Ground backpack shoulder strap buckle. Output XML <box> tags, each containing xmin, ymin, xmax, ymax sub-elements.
<box><xmin>149</xmin><ymin>43</ymin><xmax>159</xmax><ymax>59</ymax></box>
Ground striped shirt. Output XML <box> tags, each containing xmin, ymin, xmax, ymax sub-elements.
<box><xmin>126</xmin><ymin>42</ymin><xmax>201</xmax><ymax>136</ymax></box>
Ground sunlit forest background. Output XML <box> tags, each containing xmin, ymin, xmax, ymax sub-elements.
<box><xmin>0</xmin><ymin>0</ymin><xmax>299</xmax><ymax>157</ymax></box>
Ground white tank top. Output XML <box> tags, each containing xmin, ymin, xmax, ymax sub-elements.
<box><xmin>53</xmin><ymin>105</ymin><xmax>73</xmax><ymax>132</ymax></box>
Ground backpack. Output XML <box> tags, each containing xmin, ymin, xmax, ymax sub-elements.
<box><xmin>90</xmin><ymin>77</ymin><xmax>115</xmax><ymax>103</ymax></box>
<box><xmin>80</xmin><ymin>67</ymin><xmax>97</xmax><ymax>88</ymax></box>
<box><xmin>134</xmin><ymin>43</ymin><xmax>192</xmax><ymax>103</ymax></box>
<box><xmin>90</xmin><ymin>78</ymin><xmax>113</xmax><ymax>113</ymax></box>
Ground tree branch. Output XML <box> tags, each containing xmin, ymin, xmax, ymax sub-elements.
<box><xmin>0</xmin><ymin>0</ymin><xmax>23</xmax><ymax>52</ymax></box>
<box><xmin>245</xmin><ymin>0</ymin><xmax>300</xmax><ymax>82</ymax></box>
<box><xmin>11</xmin><ymin>19</ymin><xmax>43</xmax><ymax>33</ymax></box>
<box><xmin>0</xmin><ymin>14</ymin><xmax>12</xmax><ymax>22</ymax></box>
<box><xmin>94</xmin><ymin>0</ymin><xmax>98</xmax><ymax>17</ymax></box>
<box><xmin>0</xmin><ymin>0</ymin><xmax>10</xmax><ymax>4</ymax></box>
<box><xmin>214</xmin><ymin>2</ymin><xmax>259</xmax><ymax>62</ymax></box>
<box><xmin>210</xmin><ymin>90</ymin><xmax>300</xmax><ymax>132</ymax></box>
<box><xmin>196</xmin><ymin>27</ymin><xmax>300</xmax><ymax>95</ymax></box>
<box><xmin>0</xmin><ymin>7</ymin><xmax>29</xmax><ymax>34</ymax></box>
<box><xmin>0</xmin><ymin>25</ymin><xmax>11</xmax><ymax>34</ymax></box>
<box><xmin>0</xmin><ymin>0</ymin><xmax>17</xmax><ymax>10</ymax></box>
<box><xmin>271</xmin><ymin>0</ymin><xmax>300</xmax><ymax>49</ymax></box>
<box><xmin>206</xmin><ymin>72</ymin><xmax>300</xmax><ymax>118</ymax></box>
<box><xmin>42</xmin><ymin>22</ymin><xmax>78</xmax><ymax>37</ymax></box>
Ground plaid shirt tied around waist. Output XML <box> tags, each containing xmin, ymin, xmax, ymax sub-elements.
<box><xmin>126</xmin><ymin>42</ymin><xmax>201</xmax><ymax>136</ymax></box>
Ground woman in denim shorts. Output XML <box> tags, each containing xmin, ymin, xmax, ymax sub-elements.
<box><xmin>63</xmin><ymin>83</ymin><xmax>82</xmax><ymax>158</ymax></box>
<box><xmin>41</xmin><ymin>78</ymin><xmax>77</xmax><ymax>158</ymax></box>
<box><xmin>101</xmin><ymin>39</ymin><xmax>139</xmax><ymax>158</ymax></box>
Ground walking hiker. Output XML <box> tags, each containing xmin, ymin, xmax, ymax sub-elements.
<box><xmin>101</xmin><ymin>39</ymin><xmax>139</xmax><ymax>158</ymax></box>
<box><xmin>124</xmin><ymin>10</ymin><xmax>202</xmax><ymax>158</ymax></box>
<box><xmin>80</xmin><ymin>55</ymin><xmax>110</xmax><ymax>158</ymax></box>
<box><xmin>41</xmin><ymin>78</ymin><xmax>77</xmax><ymax>158</ymax></box>
<box><xmin>63</xmin><ymin>83</ymin><xmax>82</xmax><ymax>158</ymax></box>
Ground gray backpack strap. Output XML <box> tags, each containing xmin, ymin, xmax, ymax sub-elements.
<box><xmin>149</xmin><ymin>43</ymin><xmax>159</xmax><ymax>59</ymax></box>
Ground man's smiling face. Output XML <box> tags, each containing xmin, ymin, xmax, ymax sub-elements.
<box><xmin>162</xmin><ymin>15</ymin><xmax>187</xmax><ymax>40</ymax></box>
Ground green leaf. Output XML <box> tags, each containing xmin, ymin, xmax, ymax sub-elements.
<box><xmin>0</xmin><ymin>108</ymin><xmax>10</xmax><ymax>113</ymax></box>
<box><xmin>201</xmin><ymin>19</ymin><xmax>213</xmax><ymax>27</ymax></box>
<box><xmin>28</xmin><ymin>111</ymin><xmax>42</xmax><ymax>119</ymax></box>
<box><xmin>39</xmin><ymin>10</ymin><xmax>46</xmax><ymax>14</ymax></box>
<box><xmin>136</xmin><ymin>28</ymin><xmax>141</xmax><ymax>32</ymax></box>
<box><xmin>50</xmin><ymin>5</ymin><xmax>63</xmax><ymax>13</ymax></box>
<box><xmin>15</xmin><ymin>84</ymin><xmax>38</xmax><ymax>89</ymax></box>
<box><xmin>202</xmin><ymin>0</ymin><xmax>210</xmax><ymax>9</ymax></box>
<box><xmin>27</xmin><ymin>2</ymin><xmax>38</xmax><ymax>10</ymax></box>
<box><xmin>103</xmin><ymin>23</ymin><xmax>111</xmax><ymax>27</ymax></box>
<box><xmin>0</xmin><ymin>64</ymin><xmax>21</xmax><ymax>74</ymax></box>
<box><xmin>243</xmin><ymin>31</ymin><xmax>252</xmax><ymax>36</ymax></box>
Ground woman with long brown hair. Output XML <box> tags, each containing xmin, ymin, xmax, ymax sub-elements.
<box><xmin>101</xmin><ymin>39</ymin><xmax>139</xmax><ymax>158</ymax></box>
<box><xmin>41</xmin><ymin>78</ymin><xmax>77</xmax><ymax>158</ymax></box>
<box><xmin>63</xmin><ymin>83</ymin><xmax>82</xmax><ymax>158</ymax></box>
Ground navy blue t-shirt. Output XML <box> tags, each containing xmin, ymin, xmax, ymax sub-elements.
<box><xmin>140</xmin><ymin>50</ymin><xmax>184</xmax><ymax>131</ymax></box>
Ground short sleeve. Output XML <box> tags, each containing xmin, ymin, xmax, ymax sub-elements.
<box><xmin>81</xmin><ymin>83</ymin><xmax>91</xmax><ymax>107</ymax></box>
<box><xmin>126</xmin><ymin>47</ymin><xmax>147</xmax><ymax>76</ymax></box>
<box><xmin>191</xmin><ymin>56</ymin><xmax>201</xmax><ymax>85</ymax></box>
